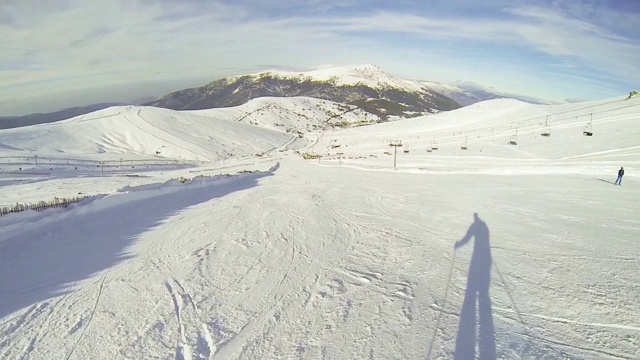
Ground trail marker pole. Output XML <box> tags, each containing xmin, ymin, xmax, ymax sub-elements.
<box><xmin>389</xmin><ymin>140</ymin><xmax>403</xmax><ymax>169</ymax></box>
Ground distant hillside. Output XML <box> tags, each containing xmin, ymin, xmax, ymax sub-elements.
<box><xmin>314</xmin><ymin>95</ymin><xmax>640</xmax><ymax>161</ymax></box>
<box><xmin>419</xmin><ymin>80</ymin><xmax>547</xmax><ymax>106</ymax></box>
<box><xmin>419</xmin><ymin>81</ymin><xmax>504</xmax><ymax>106</ymax></box>
<box><xmin>0</xmin><ymin>103</ymin><xmax>122</xmax><ymax>130</ymax></box>
<box><xmin>145</xmin><ymin>65</ymin><xmax>462</xmax><ymax>121</ymax></box>
<box><xmin>0</xmin><ymin>105</ymin><xmax>299</xmax><ymax>161</ymax></box>
<box><xmin>189</xmin><ymin>96</ymin><xmax>381</xmax><ymax>134</ymax></box>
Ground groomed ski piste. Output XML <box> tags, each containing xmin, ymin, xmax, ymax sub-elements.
<box><xmin>0</xmin><ymin>94</ymin><xmax>639</xmax><ymax>359</ymax></box>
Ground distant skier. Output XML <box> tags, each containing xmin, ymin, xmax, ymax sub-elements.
<box><xmin>615</xmin><ymin>167</ymin><xmax>624</xmax><ymax>185</ymax></box>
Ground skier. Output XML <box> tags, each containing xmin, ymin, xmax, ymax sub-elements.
<box><xmin>615</xmin><ymin>167</ymin><xmax>624</xmax><ymax>185</ymax></box>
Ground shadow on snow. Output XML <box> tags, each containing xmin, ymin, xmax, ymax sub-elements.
<box><xmin>454</xmin><ymin>212</ymin><xmax>497</xmax><ymax>360</ymax></box>
<box><xmin>0</xmin><ymin>168</ymin><xmax>276</xmax><ymax>320</ymax></box>
<box><xmin>595</xmin><ymin>178</ymin><xmax>616</xmax><ymax>185</ymax></box>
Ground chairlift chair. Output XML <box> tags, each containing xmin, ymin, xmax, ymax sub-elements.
<box><xmin>431</xmin><ymin>139</ymin><xmax>438</xmax><ymax>150</ymax></box>
<box><xmin>583</xmin><ymin>120</ymin><xmax>593</xmax><ymax>136</ymax></box>
<box><xmin>461</xmin><ymin>137</ymin><xmax>469</xmax><ymax>150</ymax></box>
<box><xmin>509</xmin><ymin>128</ymin><xmax>518</xmax><ymax>145</ymax></box>
<box><xmin>541</xmin><ymin>126</ymin><xmax>551</xmax><ymax>137</ymax></box>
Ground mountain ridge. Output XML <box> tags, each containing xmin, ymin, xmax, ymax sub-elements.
<box><xmin>144</xmin><ymin>64</ymin><xmax>462</xmax><ymax>120</ymax></box>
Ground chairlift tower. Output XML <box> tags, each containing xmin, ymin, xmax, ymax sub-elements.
<box><xmin>336</xmin><ymin>151</ymin><xmax>344</xmax><ymax>166</ymax></box>
<box><xmin>541</xmin><ymin>116</ymin><xmax>551</xmax><ymax>137</ymax></box>
<box><xmin>509</xmin><ymin>128</ymin><xmax>518</xmax><ymax>145</ymax></box>
<box><xmin>389</xmin><ymin>140</ymin><xmax>403</xmax><ymax>169</ymax></box>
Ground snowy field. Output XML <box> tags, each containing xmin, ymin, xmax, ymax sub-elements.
<box><xmin>0</xmin><ymin>95</ymin><xmax>639</xmax><ymax>359</ymax></box>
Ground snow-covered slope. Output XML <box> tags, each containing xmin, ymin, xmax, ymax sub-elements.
<box><xmin>0</xmin><ymin>105</ymin><xmax>297</xmax><ymax>162</ymax></box>
<box><xmin>0</xmin><ymin>94</ymin><xmax>639</xmax><ymax>360</ymax></box>
<box><xmin>0</xmin><ymin>97</ymin><xmax>383</xmax><ymax>163</ymax></box>
<box><xmin>189</xmin><ymin>96</ymin><xmax>379</xmax><ymax>133</ymax></box>
<box><xmin>315</xmin><ymin>95</ymin><xmax>640</xmax><ymax>167</ymax></box>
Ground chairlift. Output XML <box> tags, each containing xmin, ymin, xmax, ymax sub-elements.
<box><xmin>461</xmin><ymin>137</ymin><xmax>469</xmax><ymax>150</ymax></box>
<box><xmin>541</xmin><ymin>116</ymin><xmax>551</xmax><ymax>137</ymax></box>
<box><xmin>583</xmin><ymin>115</ymin><xmax>593</xmax><ymax>136</ymax></box>
<box><xmin>509</xmin><ymin>128</ymin><xmax>518</xmax><ymax>145</ymax></box>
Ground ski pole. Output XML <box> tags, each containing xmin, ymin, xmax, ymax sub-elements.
<box><xmin>427</xmin><ymin>250</ymin><xmax>457</xmax><ymax>359</ymax></box>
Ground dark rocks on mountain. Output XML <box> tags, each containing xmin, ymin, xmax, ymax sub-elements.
<box><xmin>145</xmin><ymin>74</ymin><xmax>462</xmax><ymax>121</ymax></box>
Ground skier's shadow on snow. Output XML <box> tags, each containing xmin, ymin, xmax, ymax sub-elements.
<box><xmin>453</xmin><ymin>213</ymin><xmax>496</xmax><ymax>360</ymax></box>
<box><xmin>595</xmin><ymin>178</ymin><xmax>616</xmax><ymax>185</ymax></box>
<box><xmin>0</xmin><ymin>165</ymin><xmax>278</xmax><ymax>320</ymax></box>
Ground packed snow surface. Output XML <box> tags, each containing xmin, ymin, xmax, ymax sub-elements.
<box><xmin>0</xmin><ymin>95</ymin><xmax>639</xmax><ymax>359</ymax></box>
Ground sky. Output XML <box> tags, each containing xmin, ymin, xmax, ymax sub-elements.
<box><xmin>1</xmin><ymin>0</ymin><xmax>639</xmax><ymax>116</ymax></box>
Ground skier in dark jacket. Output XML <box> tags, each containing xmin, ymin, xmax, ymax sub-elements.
<box><xmin>615</xmin><ymin>167</ymin><xmax>624</xmax><ymax>185</ymax></box>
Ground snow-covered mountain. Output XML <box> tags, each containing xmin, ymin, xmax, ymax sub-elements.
<box><xmin>0</xmin><ymin>94</ymin><xmax>639</xmax><ymax>359</ymax></box>
<box><xmin>145</xmin><ymin>64</ymin><xmax>462</xmax><ymax>120</ymax></box>
<box><xmin>2</xmin><ymin>66</ymin><xmax>545</xmax><ymax>131</ymax></box>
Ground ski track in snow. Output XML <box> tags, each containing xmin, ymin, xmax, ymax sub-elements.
<box><xmin>1</xmin><ymin>96</ymin><xmax>640</xmax><ymax>359</ymax></box>
<box><xmin>65</xmin><ymin>273</ymin><xmax>108</xmax><ymax>360</ymax></box>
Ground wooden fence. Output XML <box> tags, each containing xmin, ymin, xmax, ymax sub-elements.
<box><xmin>0</xmin><ymin>196</ymin><xmax>89</xmax><ymax>217</ymax></box>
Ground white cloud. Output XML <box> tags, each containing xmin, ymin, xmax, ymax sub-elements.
<box><xmin>0</xmin><ymin>0</ymin><xmax>637</xmax><ymax>115</ymax></box>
